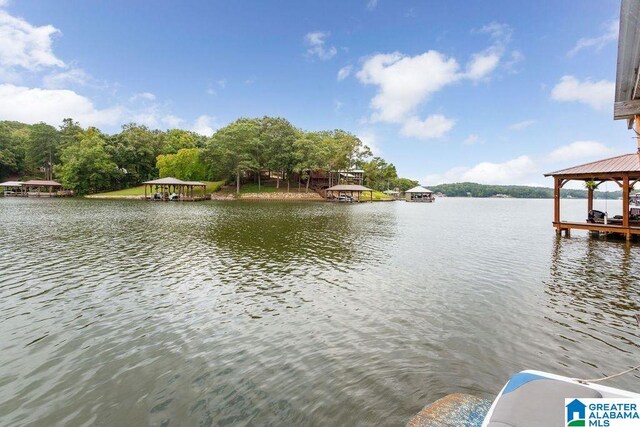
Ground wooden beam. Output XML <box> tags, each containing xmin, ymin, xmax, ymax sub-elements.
<box><xmin>614</xmin><ymin>99</ymin><xmax>640</xmax><ymax>119</ymax></box>
<box><xmin>554</xmin><ymin>177</ymin><xmax>561</xmax><ymax>226</ymax></box>
<box><xmin>623</xmin><ymin>175</ymin><xmax>630</xmax><ymax>230</ymax></box>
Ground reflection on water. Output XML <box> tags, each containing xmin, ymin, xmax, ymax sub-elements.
<box><xmin>0</xmin><ymin>198</ymin><xmax>639</xmax><ymax>426</ymax></box>
<box><xmin>545</xmin><ymin>236</ymin><xmax>640</xmax><ymax>387</ymax></box>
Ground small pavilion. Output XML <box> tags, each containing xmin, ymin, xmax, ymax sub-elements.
<box><xmin>0</xmin><ymin>181</ymin><xmax>24</xmax><ymax>196</ymax></box>
<box><xmin>143</xmin><ymin>177</ymin><xmax>207</xmax><ymax>201</ymax></box>
<box><xmin>405</xmin><ymin>186</ymin><xmax>434</xmax><ymax>202</ymax></box>
<box><xmin>22</xmin><ymin>180</ymin><xmax>65</xmax><ymax>197</ymax></box>
<box><xmin>545</xmin><ymin>155</ymin><xmax>640</xmax><ymax>238</ymax></box>
<box><xmin>325</xmin><ymin>184</ymin><xmax>373</xmax><ymax>202</ymax></box>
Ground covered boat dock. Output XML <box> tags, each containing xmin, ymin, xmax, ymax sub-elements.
<box><xmin>405</xmin><ymin>186</ymin><xmax>434</xmax><ymax>202</ymax></box>
<box><xmin>22</xmin><ymin>180</ymin><xmax>71</xmax><ymax>197</ymax></box>
<box><xmin>545</xmin><ymin>155</ymin><xmax>640</xmax><ymax>239</ymax></box>
<box><xmin>143</xmin><ymin>177</ymin><xmax>207</xmax><ymax>201</ymax></box>
<box><xmin>0</xmin><ymin>181</ymin><xmax>25</xmax><ymax>197</ymax></box>
<box><xmin>325</xmin><ymin>184</ymin><xmax>373</xmax><ymax>202</ymax></box>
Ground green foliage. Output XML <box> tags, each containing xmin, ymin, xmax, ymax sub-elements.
<box><xmin>390</xmin><ymin>177</ymin><xmax>419</xmax><ymax>192</ymax></box>
<box><xmin>55</xmin><ymin>130</ymin><xmax>122</xmax><ymax>195</ymax></box>
<box><xmin>156</xmin><ymin>148</ymin><xmax>208</xmax><ymax>181</ymax></box>
<box><xmin>108</xmin><ymin>123</ymin><xmax>164</xmax><ymax>187</ymax></box>
<box><xmin>361</xmin><ymin>157</ymin><xmax>398</xmax><ymax>190</ymax></box>
<box><xmin>26</xmin><ymin>122</ymin><xmax>60</xmax><ymax>178</ymax></box>
<box><xmin>203</xmin><ymin>118</ymin><xmax>260</xmax><ymax>192</ymax></box>
<box><xmin>161</xmin><ymin>129</ymin><xmax>205</xmax><ymax>155</ymax></box>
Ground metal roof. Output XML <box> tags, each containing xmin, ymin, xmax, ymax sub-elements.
<box><xmin>22</xmin><ymin>180</ymin><xmax>62</xmax><ymax>186</ymax></box>
<box><xmin>182</xmin><ymin>181</ymin><xmax>207</xmax><ymax>186</ymax></box>
<box><xmin>616</xmin><ymin>0</ymin><xmax>640</xmax><ymax>104</ymax></box>
<box><xmin>326</xmin><ymin>184</ymin><xmax>372</xmax><ymax>191</ymax></box>
<box><xmin>0</xmin><ymin>181</ymin><xmax>23</xmax><ymax>187</ymax></box>
<box><xmin>144</xmin><ymin>177</ymin><xmax>188</xmax><ymax>185</ymax></box>
<box><xmin>405</xmin><ymin>185</ymin><xmax>433</xmax><ymax>193</ymax></box>
<box><xmin>544</xmin><ymin>153</ymin><xmax>640</xmax><ymax>176</ymax></box>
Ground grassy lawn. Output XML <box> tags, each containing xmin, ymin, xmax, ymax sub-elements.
<box><xmin>90</xmin><ymin>181</ymin><xmax>225</xmax><ymax>197</ymax></box>
<box><xmin>371</xmin><ymin>190</ymin><xmax>393</xmax><ymax>201</ymax></box>
<box><xmin>218</xmin><ymin>181</ymin><xmax>297</xmax><ymax>194</ymax></box>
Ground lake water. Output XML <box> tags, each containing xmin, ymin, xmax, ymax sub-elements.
<box><xmin>1</xmin><ymin>197</ymin><xmax>639</xmax><ymax>426</ymax></box>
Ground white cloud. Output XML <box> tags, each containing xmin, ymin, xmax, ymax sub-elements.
<box><xmin>0</xmin><ymin>0</ymin><xmax>10</xmax><ymax>7</ymax></box>
<box><xmin>191</xmin><ymin>115</ymin><xmax>217</xmax><ymax>136</ymax></box>
<box><xmin>551</xmin><ymin>75</ymin><xmax>614</xmax><ymax>110</ymax></box>
<box><xmin>400</xmin><ymin>114</ymin><xmax>455</xmax><ymax>140</ymax></box>
<box><xmin>546</xmin><ymin>140</ymin><xmax>614</xmax><ymax>163</ymax></box>
<box><xmin>162</xmin><ymin>115</ymin><xmax>184</xmax><ymax>128</ymax></box>
<box><xmin>366</xmin><ymin>0</ymin><xmax>378</xmax><ymax>10</ymax></box>
<box><xmin>424</xmin><ymin>155</ymin><xmax>538</xmax><ymax>185</ymax></box>
<box><xmin>337</xmin><ymin>65</ymin><xmax>353</xmax><ymax>81</ymax></box>
<box><xmin>334</xmin><ymin>99</ymin><xmax>343</xmax><ymax>112</ymax></box>
<box><xmin>463</xmin><ymin>133</ymin><xmax>482</xmax><ymax>145</ymax></box>
<box><xmin>356</xmin><ymin>23</ymin><xmax>514</xmax><ymax>139</ymax></box>
<box><xmin>0</xmin><ymin>10</ymin><xmax>64</xmax><ymax>75</ymax></box>
<box><xmin>304</xmin><ymin>31</ymin><xmax>337</xmax><ymax>60</ymax></box>
<box><xmin>357</xmin><ymin>129</ymin><xmax>381</xmax><ymax>155</ymax></box>
<box><xmin>509</xmin><ymin>119</ymin><xmax>536</xmax><ymax>130</ymax></box>
<box><xmin>568</xmin><ymin>20</ymin><xmax>618</xmax><ymax>56</ymax></box>
<box><xmin>356</xmin><ymin>51</ymin><xmax>459</xmax><ymax>123</ymax></box>
<box><xmin>0</xmin><ymin>83</ymin><xmax>123</xmax><ymax>126</ymax></box>
<box><xmin>42</xmin><ymin>67</ymin><xmax>91</xmax><ymax>88</ymax></box>
<box><xmin>129</xmin><ymin>92</ymin><xmax>156</xmax><ymax>102</ymax></box>
<box><xmin>465</xmin><ymin>52</ymin><xmax>500</xmax><ymax>80</ymax></box>
<box><xmin>217</xmin><ymin>79</ymin><xmax>226</xmax><ymax>88</ymax></box>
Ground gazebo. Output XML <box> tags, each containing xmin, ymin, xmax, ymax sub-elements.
<box><xmin>22</xmin><ymin>180</ymin><xmax>64</xmax><ymax>197</ymax></box>
<box><xmin>0</xmin><ymin>181</ymin><xmax>24</xmax><ymax>196</ymax></box>
<box><xmin>545</xmin><ymin>155</ymin><xmax>640</xmax><ymax>238</ymax></box>
<box><xmin>405</xmin><ymin>186</ymin><xmax>434</xmax><ymax>202</ymax></box>
<box><xmin>325</xmin><ymin>184</ymin><xmax>373</xmax><ymax>202</ymax></box>
<box><xmin>143</xmin><ymin>177</ymin><xmax>207</xmax><ymax>201</ymax></box>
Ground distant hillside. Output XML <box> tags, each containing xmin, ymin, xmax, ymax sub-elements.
<box><xmin>427</xmin><ymin>182</ymin><xmax>623</xmax><ymax>199</ymax></box>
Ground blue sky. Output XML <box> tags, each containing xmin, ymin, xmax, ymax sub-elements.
<box><xmin>0</xmin><ymin>0</ymin><xmax>632</xmax><ymax>187</ymax></box>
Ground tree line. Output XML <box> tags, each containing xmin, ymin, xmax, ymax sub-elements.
<box><xmin>0</xmin><ymin>117</ymin><xmax>417</xmax><ymax>195</ymax></box>
<box><xmin>428</xmin><ymin>182</ymin><xmax>623</xmax><ymax>199</ymax></box>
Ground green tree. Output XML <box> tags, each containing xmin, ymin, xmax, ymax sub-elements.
<box><xmin>55</xmin><ymin>130</ymin><xmax>122</xmax><ymax>194</ymax></box>
<box><xmin>293</xmin><ymin>131</ymin><xmax>326</xmax><ymax>192</ymax></box>
<box><xmin>108</xmin><ymin>123</ymin><xmax>163</xmax><ymax>187</ymax></box>
<box><xmin>204</xmin><ymin>118</ymin><xmax>259</xmax><ymax>193</ymax></box>
<box><xmin>26</xmin><ymin>122</ymin><xmax>60</xmax><ymax>179</ymax></box>
<box><xmin>261</xmin><ymin>117</ymin><xmax>298</xmax><ymax>189</ymax></box>
<box><xmin>156</xmin><ymin>148</ymin><xmax>208</xmax><ymax>181</ymax></box>
<box><xmin>59</xmin><ymin>118</ymin><xmax>84</xmax><ymax>149</ymax></box>
<box><xmin>161</xmin><ymin>129</ymin><xmax>204</xmax><ymax>155</ymax></box>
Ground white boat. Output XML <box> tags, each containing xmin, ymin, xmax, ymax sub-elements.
<box><xmin>481</xmin><ymin>370</ymin><xmax>640</xmax><ymax>427</ymax></box>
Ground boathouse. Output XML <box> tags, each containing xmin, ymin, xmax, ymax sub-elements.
<box><xmin>143</xmin><ymin>177</ymin><xmax>207</xmax><ymax>201</ymax></box>
<box><xmin>325</xmin><ymin>184</ymin><xmax>373</xmax><ymax>202</ymax></box>
<box><xmin>0</xmin><ymin>181</ymin><xmax>24</xmax><ymax>196</ymax></box>
<box><xmin>22</xmin><ymin>180</ymin><xmax>68</xmax><ymax>197</ymax></box>
<box><xmin>405</xmin><ymin>186</ymin><xmax>434</xmax><ymax>202</ymax></box>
